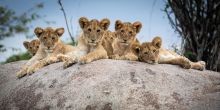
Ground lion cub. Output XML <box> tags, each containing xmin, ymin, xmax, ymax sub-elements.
<box><xmin>111</xmin><ymin>20</ymin><xmax>142</xmax><ymax>61</ymax></box>
<box><xmin>59</xmin><ymin>17</ymin><xmax>110</xmax><ymax>68</ymax></box>
<box><xmin>133</xmin><ymin>37</ymin><xmax>206</xmax><ymax>70</ymax></box>
<box><xmin>16</xmin><ymin>27</ymin><xmax>74</xmax><ymax>78</ymax></box>
<box><xmin>23</xmin><ymin>39</ymin><xmax>40</xmax><ymax>56</ymax></box>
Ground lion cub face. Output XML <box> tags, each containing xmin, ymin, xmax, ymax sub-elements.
<box><xmin>115</xmin><ymin>20</ymin><xmax>142</xmax><ymax>46</ymax></box>
<box><xmin>79</xmin><ymin>17</ymin><xmax>110</xmax><ymax>46</ymax></box>
<box><xmin>23</xmin><ymin>39</ymin><xmax>40</xmax><ymax>56</ymax></box>
<box><xmin>34</xmin><ymin>27</ymin><xmax>64</xmax><ymax>53</ymax></box>
<box><xmin>134</xmin><ymin>37</ymin><xmax>162</xmax><ymax>64</ymax></box>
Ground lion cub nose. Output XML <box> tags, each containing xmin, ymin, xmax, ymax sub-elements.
<box><xmin>47</xmin><ymin>46</ymin><xmax>50</xmax><ymax>49</ymax></box>
<box><xmin>123</xmin><ymin>39</ymin><xmax>127</xmax><ymax>42</ymax></box>
<box><xmin>91</xmin><ymin>39</ymin><xmax>95</xmax><ymax>42</ymax></box>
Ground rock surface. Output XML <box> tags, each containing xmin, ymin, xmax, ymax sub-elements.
<box><xmin>0</xmin><ymin>59</ymin><xmax>220</xmax><ymax>110</ymax></box>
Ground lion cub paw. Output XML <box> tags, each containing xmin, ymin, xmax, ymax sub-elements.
<box><xmin>79</xmin><ymin>56</ymin><xmax>92</xmax><ymax>64</ymax></box>
<box><xmin>197</xmin><ymin>61</ymin><xmax>206</xmax><ymax>71</ymax></box>
<box><xmin>57</xmin><ymin>54</ymin><xmax>68</xmax><ymax>62</ymax></box>
<box><xmin>46</xmin><ymin>57</ymin><xmax>58</xmax><ymax>64</ymax></box>
<box><xmin>110</xmin><ymin>55</ymin><xmax>121</xmax><ymax>60</ymax></box>
<box><xmin>27</xmin><ymin>66</ymin><xmax>40</xmax><ymax>75</ymax></box>
<box><xmin>180</xmin><ymin>57</ymin><xmax>191</xmax><ymax>69</ymax></box>
<box><xmin>63</xmin><ymin>58</ymin><xmax>77</xmax><ymax>69</ymax></box>
<box><xmin>26</xmin><ymin>67</ymin><xmax>36</xmax><ymax>75</ymax></box>
<box><xmin>16</xmin><ymin>69</ymin><xmax>27</xmax><ymax>78</ymax></box>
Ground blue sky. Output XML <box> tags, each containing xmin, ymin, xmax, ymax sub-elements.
<box><xmin>0</xmin><ymin>0</ymin><xmax>181</xmax><ymax>62</ymax></box>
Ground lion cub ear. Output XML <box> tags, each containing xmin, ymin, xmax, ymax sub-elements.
<box><xmin>152</xmin><ymin>36</ymin><xmax>162</xmax><ymax>49</ymax></box>
<box><xmin>34</xmin><ymin>39</ymin><xmax>40</xmax><ymax>44</ymax></box>
<box><xmin>34</xmin><ymin>27</ymin><xmax>44</xmax><ymax>38</ymax></box>
<box><xmin>23</xmin><ymin>41</ymin><xmax>29</xmax><ymax>49</ymax></box>
<box><xmin>132</xmin><ymin>43</ymin><xmax>141</xmax><ymax>56</ymax></box>
<box><xmin>79</xmin><ymin>17</ymin><xmax>89</xmax><ymax>29</ymax></box>
<box><xmin>55</xmin><ymin>28</ymin><xmax>65</xmax><ymax>37</ymax></box>
<box><xmin>115</xmin><ymin>20</ymin><xmax>123</xmax><ymax>31</ymax></box>
<box><xmin>133</xmin><ymin>21</ymin><xmax>142</xmax><ymax>33</ymax></box>
<box><xmin>100</xmin><ymin>18</ymin><xmax>110</xmax><ymax>30</ymax></box>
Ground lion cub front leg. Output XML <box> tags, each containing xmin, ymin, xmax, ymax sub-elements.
<box><xmin>124</xmin><ymin>53</ymin><xmax>138</xmax><ymax>61</ymax></box>
<box><xmin>110</xmin><ymin>54</ymin><xmax>124</xmax><ymax>60</ymax></box>
<box><xmin>111</xmin><ymin>55</ymin><xmax>137</xmax><ymax>61</ymax></box>
<box><xmin>27</xmin><ymin>56</ymin><xmax>60</xmax><ymax>74</ymax></box>
<box><xmin>46</xmin><ymin>56</ymin><xmax>59</xmax><ymax>64</ymax></box>
<box><xmin>27</xmin><ymin>59</ymin><xmax>47</xmax><ymax>75</ymax></box>
<box><xmin>111</xmin><ymin>53</ymin><xmax>138</xmax><ymax>61</ymax></box>
<box><xmin>16</xmin><ymin>56</ymin><xmax>40</xmax><ymax>78</ymax></box>
<box><xmin>57</xmin><ymin>54</ymin><xmax>77</xmax><ymax>68</ymax></box>
<box><xmin>79</xmin><ymin>49</ymin><xmax>108</xmax><ymax>64</ymax></box>
<box><xmin>160</xmin><ymin>57</ymin><xmax>191</xmax><ymax>69</ymax></box>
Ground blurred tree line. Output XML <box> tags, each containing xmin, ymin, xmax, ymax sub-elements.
<box><xmin>165</xmin><ymin>0</ymin><xmax>220</xmax><ymax>72</ymax></box>
<box><xmin>1</xmin><ymin>0</ymin><xmax>77</xmax><ymax>63</ymax></box>
<box><xmin>0</xmin><ymin>3</ymin><xmax>44</xmax><ymax>52</ymax></box>
<box><xmin>0</xmin><ymin>3</ymin><xmax>45</xmax><ymax>63</ymax></box>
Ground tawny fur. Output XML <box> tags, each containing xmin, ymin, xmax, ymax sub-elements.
<box><xmin>23</xmin><ymin>39</ymin><xmax>40</xmax><ymax>56</ymax></box>
<box><xmin>110</xmin><ymin>20</ymin><xmax>142</xmax><ymax>61</ymax></box>
<box><xmin>16</xmin><ymin>27</ymin><xmax>75</xmax><ymax>78</ymax></box>
<box><xmin>59</xmin><ymin>17</ymin><xmax>111</xmax><ymax>68</ymax></box>
<box><xmin>133</xmin><ymin>36</ymin><xmax>206</xmax><ymax>70</ymax></box>
<box><xmin>101</xmin><ymin>31</ymin><xmax>116</xmax><ymax>57</ymax></box>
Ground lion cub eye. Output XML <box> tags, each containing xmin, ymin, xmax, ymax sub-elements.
<box><xmin>153</xmin><ymin>49</ymin><xmax>156</xmax><ymax>53</ymax></box>
<box><xmin>43</xmin><ymin>37</ymin><xmax>47</xmax><ymax>39</ymax></box>
<box><xmin>36</xmin><ymin>46</ymin><xmax>39</xmax><ymax>48</ymax></box>
<box><xmin>129</xmin><ymin>31</ymin><xmax>133</xmax><ymax>35</ymax></box>
<box><xmin>88</xmin><ymin>28</ymin><xmax>91</xmax><ymax>32</ymax></box>
<box><xmin>121</xmin><ymin>30</ymin><xmax>124</xmax><ymax>33</ymax></box>
<box><xmin>52</xmin><ymin>37</ymin><xmax>55</xmax><ymax>40</ymax></box>
<box><xmin>97</xmin><ymin>29</ymin><xmax>100</xmax><ymax>33</ymax></box>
